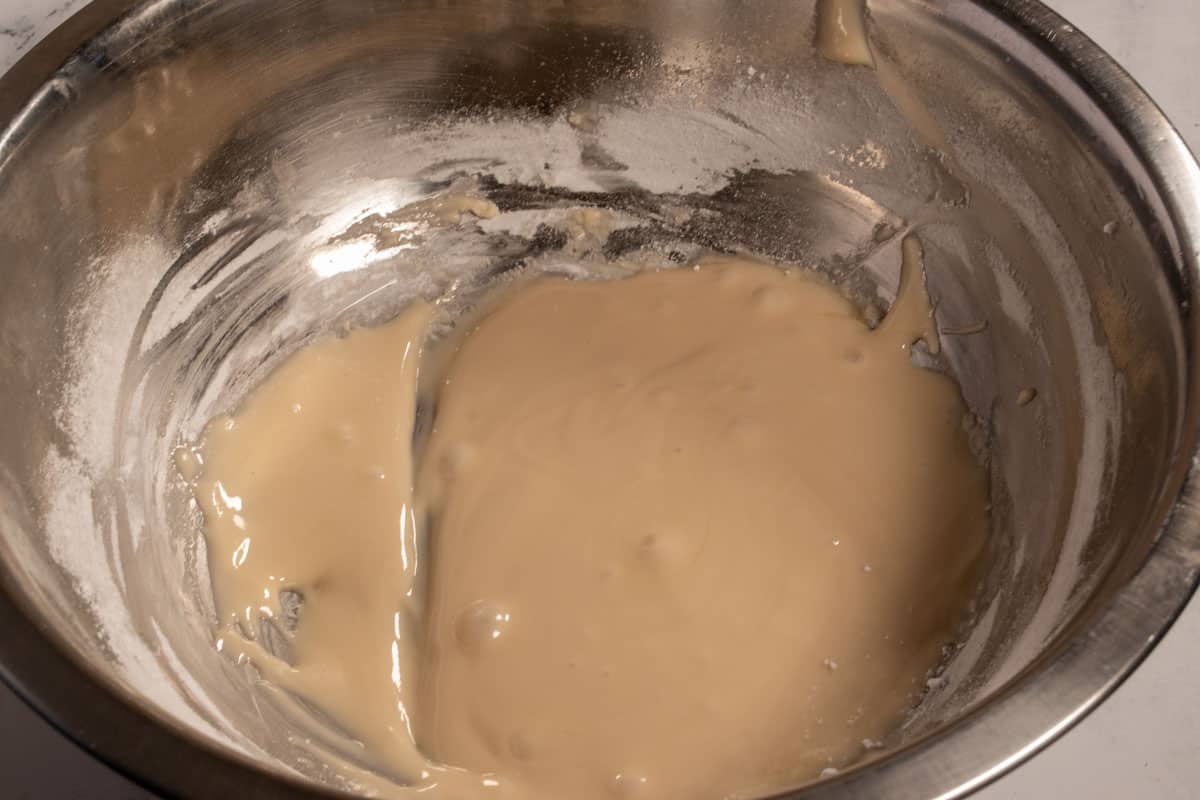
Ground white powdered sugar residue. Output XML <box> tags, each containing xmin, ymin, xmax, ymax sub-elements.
<box><xmin>37</xmin><ymin>239</ymin><xmax>245</xmax><ymax>750</ymax></box>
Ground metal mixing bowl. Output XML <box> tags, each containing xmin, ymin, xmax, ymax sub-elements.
<box><xmin>1</xmin><ymin>1</ymin><xmax>1199</xmax><ymax>797</ymax></box>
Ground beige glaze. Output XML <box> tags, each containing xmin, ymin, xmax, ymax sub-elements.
<box><xmin>192</xmin><ymin>306</ymin><xmax>498</xmax><ymax>794</ymax></box>
<box><xmin>416</xmin><ymin>248</ymin><xmax>985</xmax><ymax>798</ymax></box>
<box><xmin>192</xmin><ymin>241</ymin><xmax>987</xmax><ymax>798</ymax></box>
<box><xmin>815</xmin><ymin>0</ymin><xmax>875</xmax><ymax>68</ymax></box>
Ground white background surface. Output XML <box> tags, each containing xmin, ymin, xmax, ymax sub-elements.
<box><xmin>0</xmin><ymin>1</ymin><xmax>1197</xmax><ymax>798</ymax></box>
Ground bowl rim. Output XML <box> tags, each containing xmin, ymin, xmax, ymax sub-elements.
<box><xmin>1</xmin><ymin>1</ymin><xmax>1198</xmax><ymax>798</ymax></box>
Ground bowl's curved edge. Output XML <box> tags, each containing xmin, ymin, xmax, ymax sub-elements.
<box><xmin>0</xmin><ymin>6</ymin><xmax>370</xmax><ymax>798</ymax></box>
<box><xmin>789</xmin><ymin>1</ymin><xmax>1200</xmax><ymax>797</ymax></box>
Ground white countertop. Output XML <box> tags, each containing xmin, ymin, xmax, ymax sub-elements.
<box><xmin>1</xmin><ymin>1</ymin><xmax>1196</xmax><ymax>798</ymax></box>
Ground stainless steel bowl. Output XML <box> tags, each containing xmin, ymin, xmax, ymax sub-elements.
<box><xmin>1</xmin><ymin>1</ymin><xmax>1199</xmax><ymax>798</ymax></box>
